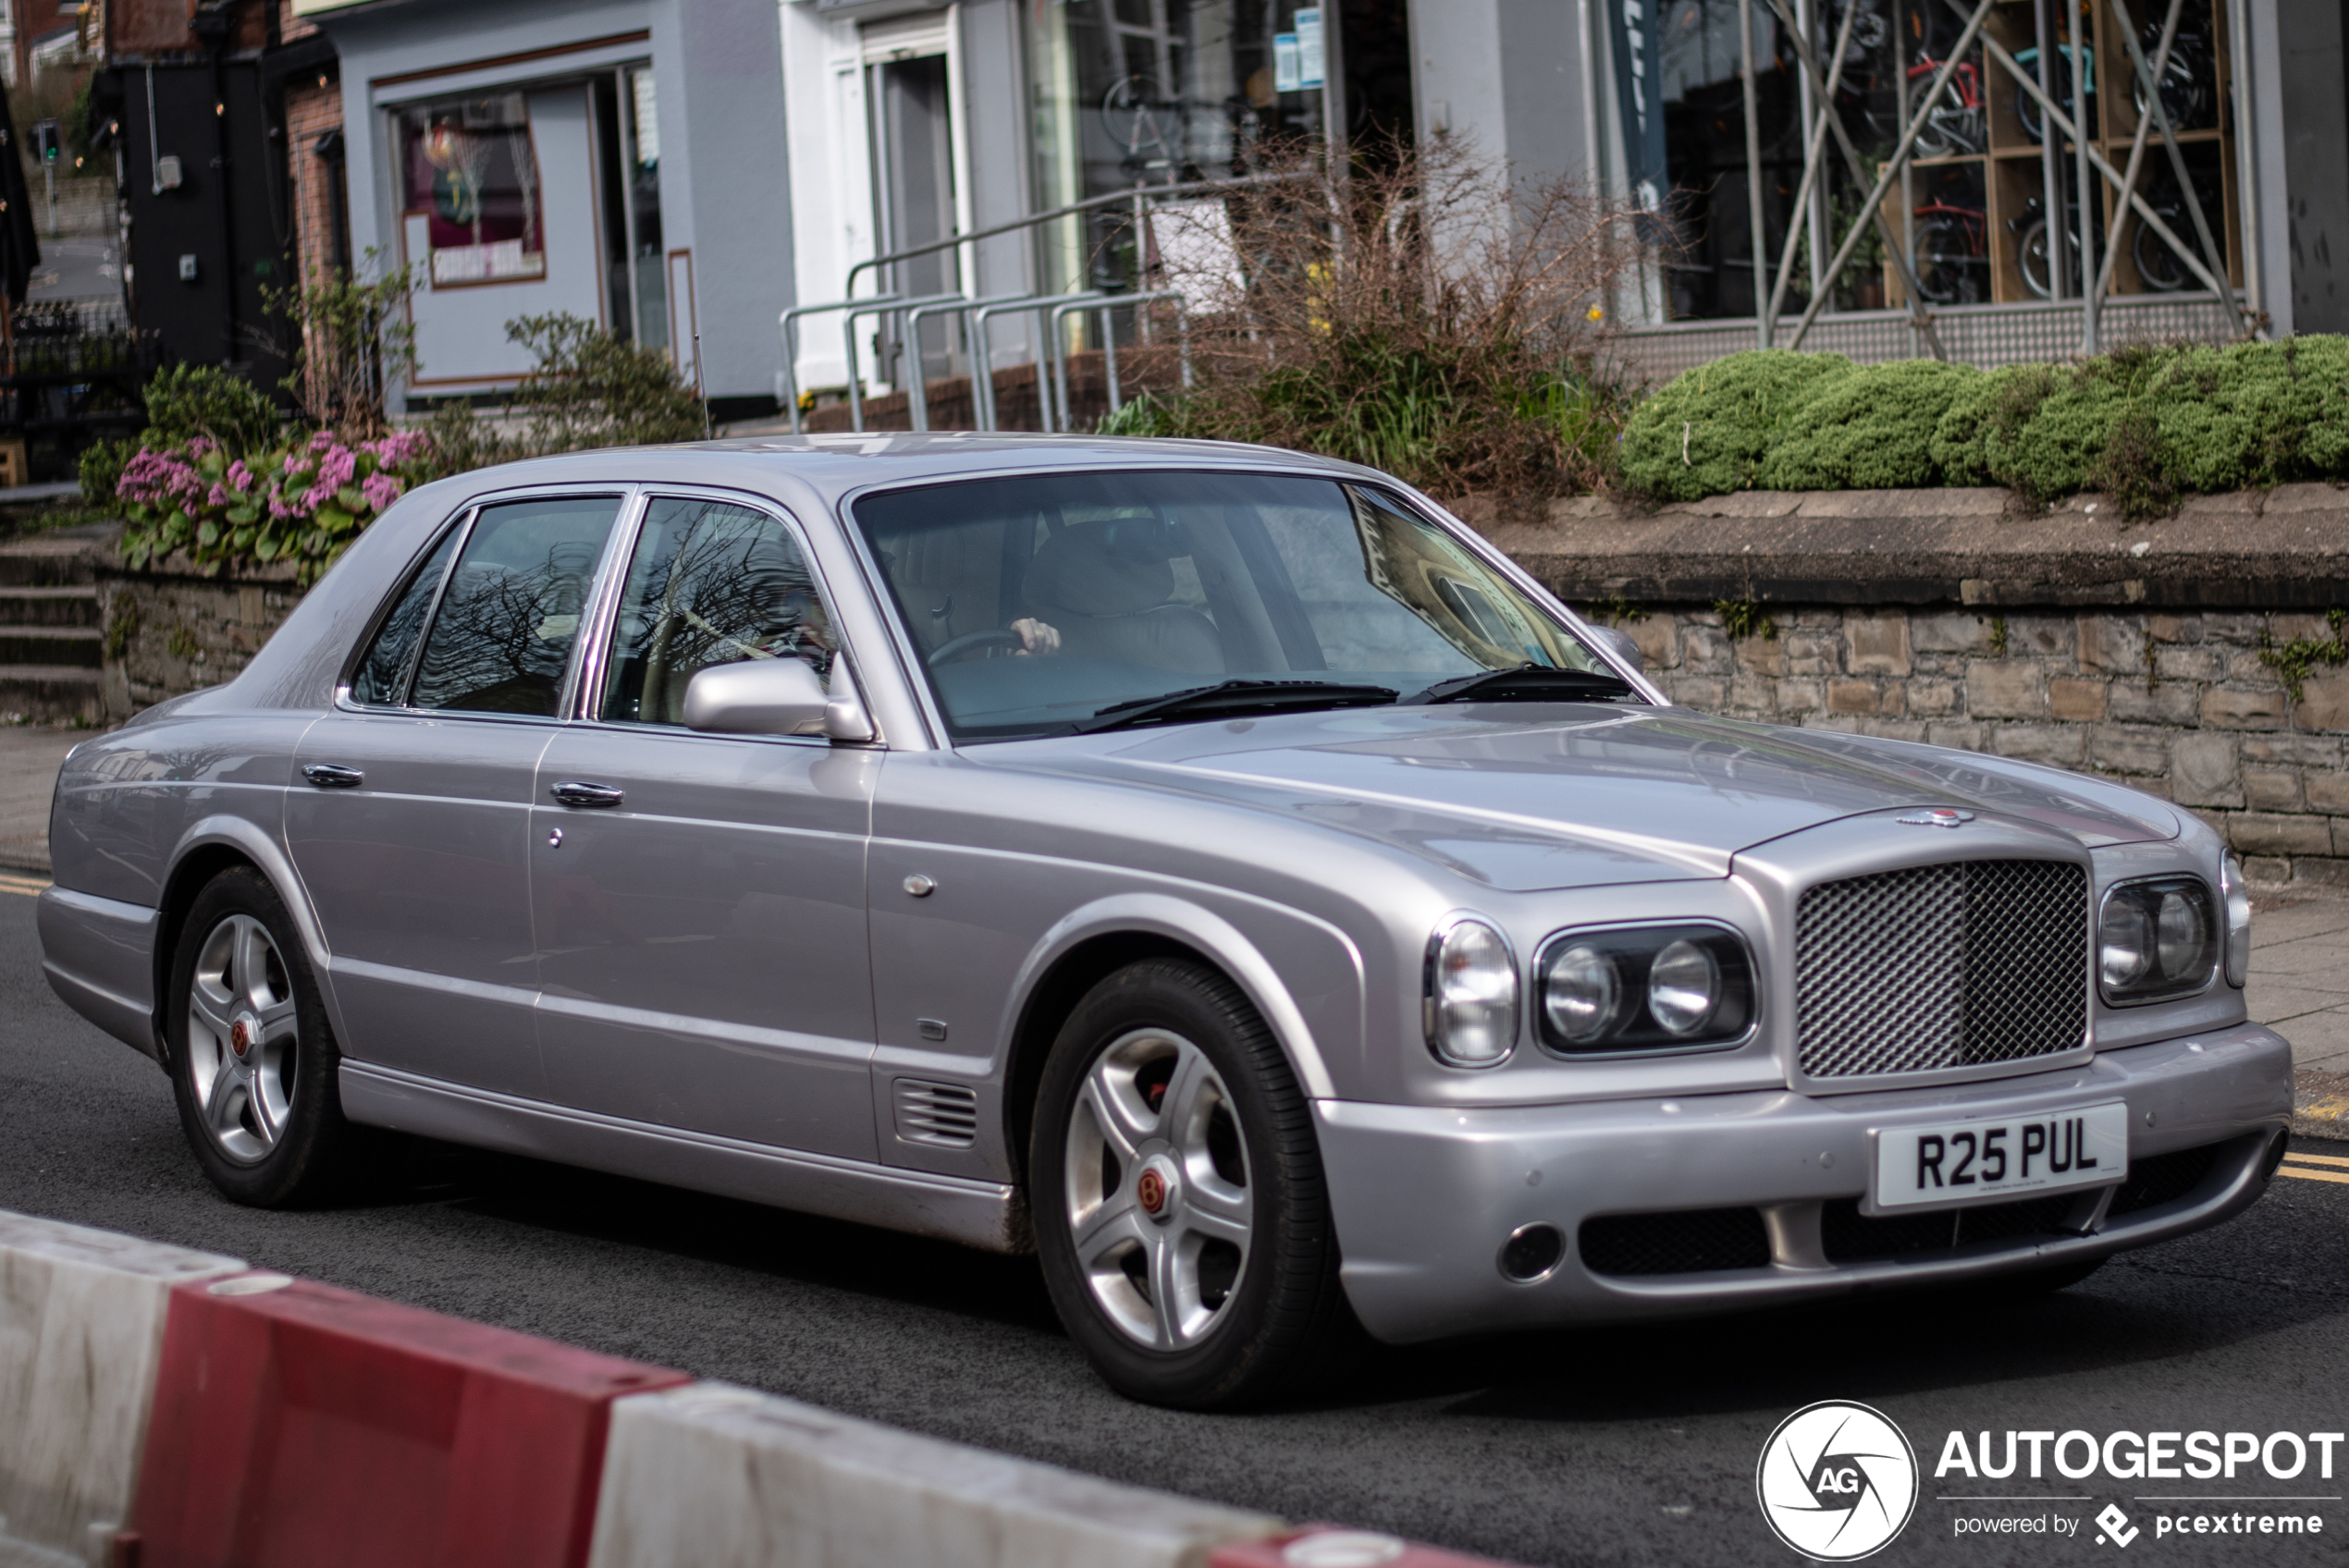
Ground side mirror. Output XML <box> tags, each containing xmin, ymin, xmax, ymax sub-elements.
<box><xmin>825</xmin><ymin>655</ymin><xmax>876</xmax><ymax>742</ymax></box>
<box><xmin>1589</xmin><ymin>624</ymin><xmax>1644</xmax><ymax>675</ymax></box>
<box><xmin>683</xmin><ymin>657</ymin><xmax>830</xmax><ymax>736</ymax></box>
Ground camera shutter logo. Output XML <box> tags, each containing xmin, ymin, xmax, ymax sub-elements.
<box><xmin>1755</xmin><ymin>1401</ymin><xmax>1919</xmax><ymax>1561</ymax></box>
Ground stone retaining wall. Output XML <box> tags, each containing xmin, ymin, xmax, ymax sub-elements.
<box><xmin>97</xmin><ymin>558</ymin><xmax>300</xmax><ymax>723</ymax></box>
<box><xmin>1477</xmin><ymin>484</ymin><xmax>2349</xmax><ymax>887</ymax></box>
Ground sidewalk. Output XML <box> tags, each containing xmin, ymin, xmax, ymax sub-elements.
<box><xmin>0</xmin><ymin>725</ymin><xmax>84</xmax><ymax>875</ymax></box>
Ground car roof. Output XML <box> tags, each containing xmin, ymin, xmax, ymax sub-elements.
<box><xmin>426</xmin><ymin>434</ymin><xmax>1388</xmax><ymax>514</ymax></box>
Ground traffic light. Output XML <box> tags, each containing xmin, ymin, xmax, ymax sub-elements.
<box><xmin>30</xmin><ymin>121</ymin><xmax>57</xmax><ymax>165</ymax></box>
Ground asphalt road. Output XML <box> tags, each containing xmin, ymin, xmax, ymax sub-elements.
<box><xmin>4</xmin><ymin>882</ymin><xmax>2346</xmax><ymax>1568</ymax></box>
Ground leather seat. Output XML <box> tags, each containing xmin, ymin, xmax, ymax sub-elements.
<box><xmin>1024</xmin><ymin>521</ymin><xmax>1225</xmax><ymax>674</ymax></box>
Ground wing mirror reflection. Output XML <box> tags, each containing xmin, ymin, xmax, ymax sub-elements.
<box><xmin>683</xmin><ymin>656</ymin><xmax>875</xmax><ymax>741</ymax></box>
<box><xmin>1589</xmin><ymin>624</ymin><xmax>1644</xmax><ymax>675</ymax></box>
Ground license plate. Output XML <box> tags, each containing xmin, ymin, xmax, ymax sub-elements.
<box><xmin>1871</xmin><ymin>1102</ymin><xmax>2129</xmax><ymax>1212</ymax></box>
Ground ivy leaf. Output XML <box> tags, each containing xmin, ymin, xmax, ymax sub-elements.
<box><xmin>336</xmin><ymin>484</ymin><xmax>368</xmax><ymax>514</ymax></box>
<box><xmin>195</xmin><ymin>521</ymin><xmax>220</xmax><ymax>548</ymax></box>
<box><xmin>227</xmin><ymin>502</ymin><xmax>260</xmax><ymax>526</ymax></box>
<box><xmin>314</xmin><ymin>503</ymin><xmax>355</xmax><ymax>533</ymax></box>
<box><xmin>253</xmin><ymin>534</ymin><xmax>278</xmax><ymax>562</ymax></box>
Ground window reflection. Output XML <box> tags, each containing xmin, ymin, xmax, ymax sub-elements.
<box><xmin>601</xmin><ymin>498</ymin><xmax>834</xmax><ymax>727</ymax></box>
<box><xmin>350</xmin><ymin>527</ymin><xmax>459</xmax><ymax>706</ymax></box>
<box><xmin>411</xmin><ymin>496</ymin><xmax>622</xmax><ymax>717</ymax></box>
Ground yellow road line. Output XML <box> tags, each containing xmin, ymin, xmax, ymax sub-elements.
<box><xmin>2279</xmin><ymin>1166</ymin><xmax>2349</xmax><ymax>1185</ymax></box>
<box><xmin>0</xmin><ymin>874</ymin><xmax>49</xmax><ymax>898</ymax></box>
<box><xmin>2283</xmin><ymin>1151</ymin><xmax>2349</xmax><ymax>1169</ymax></box>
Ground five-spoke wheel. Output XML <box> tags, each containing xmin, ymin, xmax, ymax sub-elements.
<box><xmin>1032</xmin><ymin>958</ymin><xmax>1359</xmax><ymax>1408</ymax></box>
<box><xmin>166</xmin><ymin>865</ymin><xmax>366</xmax><ymax>1206</ymax></box>
<box><xmin>185</xmin><ymin>913</ymin><xmax>300</xmax><ymax>1162</ymax></box>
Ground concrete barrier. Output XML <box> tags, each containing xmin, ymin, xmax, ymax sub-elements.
<box><xmin>586</xmin><ymin>1381</ymin><xmax>1284</xmax><ymax>1568</ymax></box>
<box><xmin>0</xmin><ymin>1211</ymin><xmax>240</xmax><ymax>1568</ymax></box>
<box><xmin>129</xmin><ymin>1274</ymin><xmax>689</xmax><ymax>1568</ymax></box>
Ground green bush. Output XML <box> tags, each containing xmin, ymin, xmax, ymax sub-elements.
<box><xmin>141</xmin><ymin>364</ymin><xmax>282</xmax><ymax>453</ymax></box>
<box><xmin>2148</xmin><ymin>337</ymin><xmax>2349</xmax><ymax>492</ymax></box>
<box><xmin>1759</xmin><ymin>359</ymin><xmax>1982</xmax><ymax>490</ymax></box>
<box><xmin>78</xmin><ymin>437</ymin><xmax>134</xmax><ymax>508</ymax></box>
<box><xmin>1618</xmin><ymin>349</ymin><xmax>1852</xmax><ymax>501</ymax></box>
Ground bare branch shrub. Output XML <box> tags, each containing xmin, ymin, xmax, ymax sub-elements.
<box><xmin>1120</xmin><ymin>139</ymin><xmax>1646</xmax><ymax>497</ymax></box>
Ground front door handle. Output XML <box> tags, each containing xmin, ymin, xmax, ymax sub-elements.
<box><xmin>301</xmin><ymin>763</ymin><xmax>364</xmax><ymax>790</ymax></box>
<box><xmin>549</xmin><ymin>779</ymin><xmax>625</xmax><ymax>810</ymax></box>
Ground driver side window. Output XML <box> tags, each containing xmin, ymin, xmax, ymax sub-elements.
<box><xmin>599</xmin><ymin>496</ymin><xmax>834</xmax><ymax>727</ymax></box>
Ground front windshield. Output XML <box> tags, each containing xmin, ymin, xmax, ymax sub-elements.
<box><xmin>853</xmin><ymin>470</ymin><xmax>1623</xmax><ymax>741</ymax></box>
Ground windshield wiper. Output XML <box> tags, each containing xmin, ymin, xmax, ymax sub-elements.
<box><xmin>1074</xmin><ymin>679</ymin><xmax>1399</xmax><ymax>734</ymax></box>
<box><xmin>1404</xmin><ymin>664</ymin><xmax>1640</xmax><ymax>705</ymax></box>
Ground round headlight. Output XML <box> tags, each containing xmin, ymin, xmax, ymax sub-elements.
<box><xmin>1647</xmin><ymin>939</ymin><xmax>1719</xmax><ymax>1035</ymax></box>
<box><xmin>1429</xmin><ymin>918</ymin><xmax>1518</xmax><ymax>1066</ymax></box>
<box><xmin>2155</xmin><ymin>890</ymin><xmax>2202</xmax><ymax>977</ymax></box>
<box><xmin>2099</xmin><ymin>896</ymin><xmax>2152</xmax><ymax>989</ymax></box>
<box><xmin>1543</xmin><ymin>943</ymin><xmax>1618</xmax><ymax>1043</ymax></box>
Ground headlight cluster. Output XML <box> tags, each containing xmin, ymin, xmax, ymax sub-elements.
<box><xmin>1426</xmin><ymin>917</ymin><xmax>1759</xmax><ymax>1066</ymax></box>
<box><xmin>1536</xmin><ymin>924</ymin><xmax>1755</xmax><ymax>1054</ymax></box>
<box><xmin>2098</xmin><ymin>875</ymin><xmax>2218</xmax><ymax>1004</ymax></box>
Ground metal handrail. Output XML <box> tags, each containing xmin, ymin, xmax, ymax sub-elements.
<box><xmin>1043</xmin><ymin>293</ymin><xmax>1113</xmax><ymax>432</ymax></box>
<box><xmin>966</xmin><ymin>294</ymin><xmax>1081</xmax><ymax>431</ymax></box>
<box><xmin>904</xmin><ymin>296</ymin><xmax>980</xmax><ymax>432</ymax></box>
<box><xmin>781</xmin><ymin>169</ymin><xmax>1311</xmax><ymax>430</ymax></box>
<box><xmin>843</xmin><ymin>291</ymin><xmax>965</xmax><ymax>434</ymax></box>
<box><xmin>1044</xmin><ymin>290</ymin><xmax>1191</xmax><ymax>430</ymax></box>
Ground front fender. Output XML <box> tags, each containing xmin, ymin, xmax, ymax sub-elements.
<box><xmin>1004</xmin><ymin>890</ymin><xmax>1359</xmax><ymax>1099</ymax></box>
<box><xmin>155</xmin><ymin>814</ymin><xmax>344</xmax><ymax>1048</ymax></box>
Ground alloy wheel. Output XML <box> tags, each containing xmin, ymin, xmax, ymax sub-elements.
<box><xmin>1063</xmin><ymin>1027</ymin><xmax>1253</xmax><ymax>1350</ymax></box>
<box><xmin>184</xmin><ymin>913</ymin><xmax>300</xmax><ymax>1164</ymax></box>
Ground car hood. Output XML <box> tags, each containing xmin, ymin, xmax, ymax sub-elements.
<box><xmin>985</xmin><ymin>704</ymin><xmax>2177</xmax><ymax>890</ymax></box>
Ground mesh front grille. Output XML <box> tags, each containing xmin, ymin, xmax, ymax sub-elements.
<box><xmin>1820</xmin><ymin>1194</ymin><xmax>2078</xmax><ymax>1263</ymax></box>
<box><xmin>1578</xmin><ymin>1208</ymin><xmax>1772</xmax><ymax>1276</ymax></box>
<box><xmin>1797</xmin><ymin>859</ymin><xmax>2088</xmax><ymax>1081</ymax></box>
<box><xmin>2108</xmin><ymin>1143</ymin><xmax>2225</xmax><ymax>1217</ymax></box>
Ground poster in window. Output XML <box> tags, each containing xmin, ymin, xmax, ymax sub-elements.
<box><xmin>401</xmin><ymin>93</ymin><xmax>547</xmax><ymax>287</ymax></box>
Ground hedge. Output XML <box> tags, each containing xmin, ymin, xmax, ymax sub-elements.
<box><xmin>1619</xmin><ymin>337</ymin><xmax>2349</xmax><ymax>514</ymax></box>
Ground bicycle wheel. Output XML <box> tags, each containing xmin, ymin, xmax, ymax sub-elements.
<box><xmin>1915</xmin><ymin>215</ymin><xmax>1986</xmax><ymax>304</ymax></box>
<box><xmin>2134</xmin><ymin>207</ymin><xmax>2195</xmax><ymax>290</ymax></box>
<box><xmin>2017</xmin><ymin>217</ymin><xmax>2056</xmax><ymax>299</ymax></box>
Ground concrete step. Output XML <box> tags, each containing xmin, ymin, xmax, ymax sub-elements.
<box><xmin>0</xmin><ymin>587</ymin><xmax>100</xmax><ymax>628</ymax></box>
<box><xmin>0</xmin><ymin>525</ymin><xmax>117</xmax><ymax>588</ymax></box>
<box><xmin>0</xmin><ymin>665</ymin><xmax>103</xmax><ymax>724</ymax></box>
<box><xmin>0</xmin><ymin>628</ymin><xmax>98</xmax><ymax>668</ymax></box>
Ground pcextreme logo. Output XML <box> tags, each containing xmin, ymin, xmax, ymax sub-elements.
<box><xmin>1757</xmin><ymin>1401</ymin><xmax>1922</xmax><ymax>1561</ymax></box>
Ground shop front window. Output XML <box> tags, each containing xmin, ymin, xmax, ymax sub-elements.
<box><xmin>1645</xmin><ymin>0</ymin><xmax>2242</xmax><ymax>322</ymax></box>
<box><xmin>400</xmin><ymin>93</ymin><xmax>547</xmax><ymax>287</ymax></box>
<box><xmin>1026</xmin><ymin>0</ymin><xmax>1329</xmax><ymax>294</ymax></box>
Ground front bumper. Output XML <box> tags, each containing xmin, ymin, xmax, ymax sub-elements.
<box><xmin>1318</xmin><ymin>1023</ymin><xmax>2292</xmax><ymax>1344</ymax></box>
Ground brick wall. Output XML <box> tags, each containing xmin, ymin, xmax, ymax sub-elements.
<box><xmin>284</xmin><ymin>78</ymin><xmax>342</xmax><ymax>288</ymax></box>
<box><xmin>97</xmin><ymin>561</ymin><xmax>300</xmax><ymax>722</ymax></box>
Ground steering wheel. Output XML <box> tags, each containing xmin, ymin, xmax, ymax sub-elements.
<box><xmin>928</xmin><ymin>629</ymin><xmax>1028</xmax><ymax>666</ymax></box>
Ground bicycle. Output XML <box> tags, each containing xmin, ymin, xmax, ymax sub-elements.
<box><xmin>2133</xmin><ymin>13</ymin><xmax>2216</xmax><ymax>130</ymax></box>
<box><xmin>2011</xmin><ymin>191</ymin><xmax>2108</xmax><ymax>298</ymax></box>
<box><xmin>2128</xmin><ymin>166</ymin><xmax>2212</xmax><ymax>291</ymax></box>
<box><xmin>1907</xmin><ymin>56</ymin><xmax>1986</xmax><ymax>158</ymax></box>
<box><xmin>1912</xmin><ymin>199</ymin><xmax>1989</xmax><ymax>302</ymax></box>
<box><xmin>2012</xmin><ymin>43</ymin><xmax>2095</xmax><ymax>145</ymax></box>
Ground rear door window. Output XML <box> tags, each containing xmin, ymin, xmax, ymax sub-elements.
<box><xmin>349</xmin><ymin>524</ymin><xmax>461</xmax><ymax>705</ymax></box>
<box><xmin>598</xmin><ymin>496</ymin><xmax>835</xmax><ymax>727</ymax></box>
<box><xmin>411</xmin><ymin>496</ymin><xmax>625</xmax><ymax>716</ymax></box>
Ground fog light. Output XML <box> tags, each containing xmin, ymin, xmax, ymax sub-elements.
<box><xmin>1497</xmin><ymin>1222</ymin><xmax>1566</xmax><ymax>1282</ymax></box>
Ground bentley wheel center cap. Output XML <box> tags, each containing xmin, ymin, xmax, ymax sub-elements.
<box><xmin>228</xmin><ymin>1017</ymin><xmax>254</xmax><ymax>1059</ymax></box>
<box><xmin>1137</xmin><ymin>1160</ymin><xmax>1176</xmax><ymax>1219</ymax></box>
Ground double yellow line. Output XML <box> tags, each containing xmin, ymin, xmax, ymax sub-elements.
<box><xmin>2280</xmin><ymin>1149</ymin><xmax>2349</xmax><ymax>1185</ymax></box>
<box><xmin>0</xmin><ymin>871</ymin><xmax>47</xmax><ymax>900</ymax></box>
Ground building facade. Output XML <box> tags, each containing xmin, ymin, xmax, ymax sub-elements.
<box><xmin>101</xmin><ymin>0</ymin><xmax>2349</xmax><ymax>421</ymax></box>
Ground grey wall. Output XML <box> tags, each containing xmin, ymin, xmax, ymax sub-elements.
<box><xmin>2280</xmin><ymin>0</ymin><xmax>2349</xmax><ymax>333</ymax></box>
<box><xmin>1407</xmin><ymin>0</ymin><xmax>1596</xmax><ymax>190</ymax></box>
<box><xmin>957</xmin><ymin>0</ymin><xmax>1038</xmax><ymax>360</ymax></box>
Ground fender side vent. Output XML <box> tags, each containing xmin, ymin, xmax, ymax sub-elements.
<box><xmin>893</xmin><ymin>1079</ymin><xmax>978</xmax><ymax>1148</ymax></box>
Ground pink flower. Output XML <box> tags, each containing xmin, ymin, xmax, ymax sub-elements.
<box><xmin>360</xmin><ymin>472</ymin><xmax>404</xmax><ymax>512</ymax></box>
<box><xmin>367</xmin><ymin>431</ymin><xmax>431</xmax><ymax>467</ymax></box>
<box><xmin>227</xmin><ymin>460</ymin><xmax>254</xmax><ymax>493</ymax></box>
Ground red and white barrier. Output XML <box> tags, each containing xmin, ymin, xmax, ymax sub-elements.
<box><xmin>0</xmin><ymin>1211</ymin><xmax>240</xmax><ymax>1567</ymax></box>
<box><xmin>127</xmin><ymin>1272</ymin><xmax>688</xmax><ymax>1568</ymax></box>
<box><xmin>0</xmin><ymin>1211</ymin><xmax>1528</xmax><ymax>1568</ymax></box>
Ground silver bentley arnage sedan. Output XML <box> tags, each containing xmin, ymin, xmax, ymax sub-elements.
<box><xmin>39</xmin><ymin>436</ymin><xmax>2292</xmax><ymax>1406</ymax></box>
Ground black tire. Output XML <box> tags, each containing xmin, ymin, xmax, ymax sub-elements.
<box><xmin>2017</xmin><ymin>217</ymin><xmax>2055</xmax><ymax>300</ymax></box>
<box><xmin>166</xmin><ymin>865</ymin><xmax>369</xmax><ymax>1207</ymax></box>
<box><xmin>1030</xmin><ymin>959</ymin><xmax>1360</xmax><ymax>1408</ymax></box>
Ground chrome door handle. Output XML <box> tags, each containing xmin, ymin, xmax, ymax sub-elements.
<box><xmin>549</xmin><ymin>779</ymin><xmax>625</xmax><ymax>810</ymax></box>
<box><xmin>301</xmin><ymin>763</ymin><xmax>364</xmax><ymax>790</ymax></box>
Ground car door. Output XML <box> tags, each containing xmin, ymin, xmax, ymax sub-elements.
<box><xmin>286</xmin><ymin>491</ymin><xmax>629</xmax><ymax>1100</ymax></box>
<box><xmin>527</xmin><ymin>493</ymin><xmax>879</xmax><ymax>1159</ymax></box>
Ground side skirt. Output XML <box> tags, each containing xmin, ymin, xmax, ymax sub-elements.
<box><xmin>339</xmin><ymin>1062</ymin><xmax>1032</xmax><ymax>1255</ymax></box>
